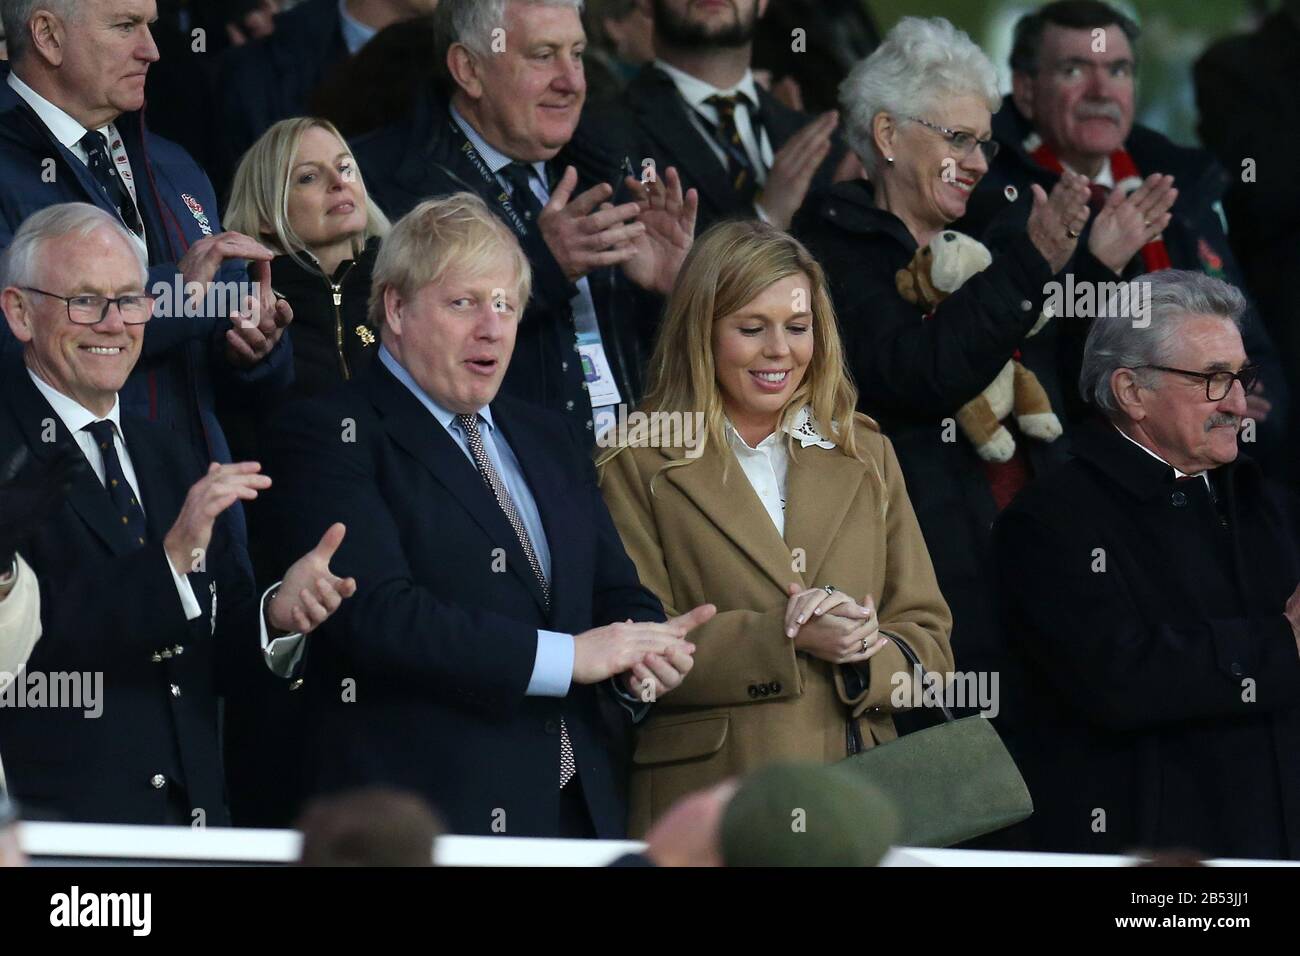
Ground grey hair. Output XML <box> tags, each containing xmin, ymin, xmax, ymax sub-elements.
<box><xmin>0</xmin><ymin>0</ymin><xmax>79</xmax><ymax>64</ymax></box>
<box><xmin>1</xmin><ymin>203</ymin><xmax>148</xmax><ymax>291</ymax></box>
<box><xmin>435</xmin><ymin>0</ymin><xmax>585</xmax><ymax>67</ymax></box>
<box><xmin>840</xmin><ymin>16</ymin><xmax>1000</xmax><ymax>177</ymax></box>
<box><xmin>1080</xmin><ymin>269</ymin><xmax>1248</xmax><ymax>416</ymax></box>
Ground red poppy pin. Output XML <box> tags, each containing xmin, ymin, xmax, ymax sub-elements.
<box><xmin>1197</xmin><ymin>238</ymin><xmax>1224</xmax><ymax>279</ymax></box>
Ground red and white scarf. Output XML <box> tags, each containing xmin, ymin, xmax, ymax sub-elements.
<box><xmin>1026</xmin><ymin>134</ymin><xmax>1172</xmax><ymax>273</ymax></box>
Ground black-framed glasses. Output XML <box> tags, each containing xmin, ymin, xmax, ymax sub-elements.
<box><xmin>21</xmin><ymin>287</ymin><xmax>154</xmax><ymax>325</ymax></box>
<box><xmin>1131</xmin><ymin>364</ymin><xmax>1262</xmax><ymax>401</ymax></box>
<box><xmin>908</xmin><ymin>116</ymin><xmax>1000</xmax><ymax>163</ymax></box>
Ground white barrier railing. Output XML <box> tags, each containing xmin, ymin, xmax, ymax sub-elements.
<box><xmin>16</xmin><ymin>821</ymin><xmax>1299</xmax><ymax>867</ymax></box>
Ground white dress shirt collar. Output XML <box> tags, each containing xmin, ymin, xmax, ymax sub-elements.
<box><xmin>724</xmin><ymin>407</ymin><xmax>836</xmax><ymax>536</ymax></box>
<box><xmin>654</xmin><ymin>58</ymin><xmax>761</xmax><ymax>113</ymax></box>
<box><xmin>1114</xmin><ymin>423</ymin><xmax>1211</xmax><ymax>487</ymax></box>
<box><xmin>6</xmin><ymin>70</ymin><xmax>98</xmax><ymax>151</ymax></box>
<box><xmin>27</xmin><ymin>367</ymin><xmax>122</xmax><ymax>439</ymax></box>
<box><xmin>725</xmin><ymin>405</ymin><xmax>836</xmax><ymax>450</ymax></box>
<box><xmin>448</xmin><ymin>103</ymin><xmax>547</xmax><ymax>186</ymax></box>
<box><xmin>378</xmin><ymin>344</ymin><xmax>497</xmax><ymax>434</ymax></box>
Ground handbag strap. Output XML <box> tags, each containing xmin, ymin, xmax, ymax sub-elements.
<box><xmin>884</xmin><ymin>630</ymin><xmax>955</xmax><ymax>724</ymax></box>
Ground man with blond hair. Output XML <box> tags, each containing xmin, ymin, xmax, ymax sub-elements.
<box><xmin>263</xmin><ymin>193</ymin><xmax>712</xmax><ymax>838</ymax></box>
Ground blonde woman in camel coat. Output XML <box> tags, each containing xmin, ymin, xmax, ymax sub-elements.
<box><xmin>598</xmin><ymin>221</ymin><xmax>954</xmax><ymax>835</ymax></box>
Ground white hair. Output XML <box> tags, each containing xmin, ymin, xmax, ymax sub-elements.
<box><xmin>1080</xmin><ymin>269</ymin><xmax>1247</xmax><ymax>416</ymax></box>
<box><xmin>1</xmin><ymin>203</ymin><xmax>148</xmax><ymax>291</ymax></box>
<box><xmin>840</xmin><ymin>16</ymin><xmax>1001</xmax><ymax>176</ymax></box>
<box><xmin>0</xmin><ymin>0</ymin><xmax>79</xmax><ymax>64</ymax></box>
<box><xmin>436</xmin><ymin>0</ymin><xmax>585</xmax><ymax>61</ymax></box>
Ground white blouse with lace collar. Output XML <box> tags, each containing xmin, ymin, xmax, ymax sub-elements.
<box><xmin>724</xmin><ymin>406</ymin><xmax>836</xmax><ymax>535</ymax></box>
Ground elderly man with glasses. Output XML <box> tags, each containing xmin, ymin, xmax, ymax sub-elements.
<box><xmin>995</xmin><ymin>269</ymin><xmax>1300</xmax><ymax>861</ymax></box>
<box><xmin>0</xmin><ymin>203</ymin><xmax>354</xmax><ymax>826</ymax></box>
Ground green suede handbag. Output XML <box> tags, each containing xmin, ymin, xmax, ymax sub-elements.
<box><xmin>838</xmin><ymin>633</ymin><xmax>1033</xmax><ymax>847</ymax></box>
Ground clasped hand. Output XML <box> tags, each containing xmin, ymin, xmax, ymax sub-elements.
<box><xmin>784</xmin><ymin>583</ymin><xmax>888</xmax><ymax>665</ymax></box>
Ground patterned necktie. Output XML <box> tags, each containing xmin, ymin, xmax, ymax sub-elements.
<box><xmin>78</xmin><ymin>130</ymin><xmax>143</xmax><ymax>237</ymax></box>
<box><xmin>454</xmin><ymin>413</ymin><xmax>576</xmax><ymax>789</ymax></box>
<box><xmin>702</xmin><ymin>93</ymin><xmax>761</xmax><ymax>204</ymax></box>
<box><xmin>83</xmin><ymin>420</ymin><xmax>147</xmax><ymax>549</ymax></box>
<box><xmin>499</xmin><ymin>162</ymin><xmax>545</xmax><ymax>226</ymax></box>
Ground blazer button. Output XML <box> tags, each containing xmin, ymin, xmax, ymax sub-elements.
<box><xmin>170</xmin><ymin>683</ymin><xmax>182</xmax><ymax>698</ymax></box>
<box><xmin>758</xmin><ymin>684</ymin><xmax>771</xmax><ymax>697</ymax></box>
<box><xmin>289</xmin><ymin>678</ymin><xmax>304</xmax><ymax>691</ymax></box>
<box><xmin>565</xmin><ymin>400</ymin><xmax>575</xmax><ymax>411</ymax></box>
<box><xmin>544</xmin><ymin>719</ymin><xmax>559</xmax><ymax>735</ymax></box>
<box><xmin>150</xmin><ymin>774</ymin><xmax>166</xmax><ymax>789</ymax></box>
<box><xmin>150</xmin><ymin>652</ymin><xmax>162</xmax><ymax>663</ymax></box>
<box><xmin>1171</xmin><ymin>491</ymin><xmax>1188</xmax><ymax>507</ymax></box>
<box><xmin>1230</xmin><ymin>662</ymin><xmax>1245</xmax><ymax>678</ymax></box>
<box><xmin>748</xmin><ymin>684</ymin><xmax>759</xmax><ymax>698</ymax></box>
<box><xmin>160</xmin><ymin>648</ymin><xmax>173</xmax><ymax>659</ymax></box>
<box><xmin>173</xmin><ymin>645</ymin><xmax>184</xmax><ymax>656</ymax></box>
<box><xmin>771</xmin><ymin>681</ymin><xmax>782</xmax><ymax>694</ymax></box>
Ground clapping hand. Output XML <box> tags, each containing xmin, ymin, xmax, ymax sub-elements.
<box><xmin>1088</xmin><ymin>173</ymin><xmax>1177</xmax><ymax>274</ymax></box>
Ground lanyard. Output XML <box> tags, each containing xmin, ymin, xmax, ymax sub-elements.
<box><xmin>446</xmin><ymin>118</ymin><xmax>533</xmax><ymax>239</ymax></box>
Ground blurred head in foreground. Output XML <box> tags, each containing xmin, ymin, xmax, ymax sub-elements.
<box><xmin>720</xmin><ymin>763</ymin><xmax>900</xmax><ymax>866</ymax></box>
<box><xmin>296</xmin><ymin>787</ymin><xmax>443</xmax><ymax>866</ymax></box>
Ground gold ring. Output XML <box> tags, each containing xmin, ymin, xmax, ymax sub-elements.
<box><xmin>862</xmin><ymin>637</ymin><xmax>871</xmax><ymax>652</ymax></box>
<box><xmin>1066</xmin><ymin>228</ymin><xmax>1080</xmax><ymax>239</ymax></box>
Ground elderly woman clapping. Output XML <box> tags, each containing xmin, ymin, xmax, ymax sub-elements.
<box><xmin>791</xmin><ymin>16</ymin><xmax>1090</xmax><ymax>678</ymax></box>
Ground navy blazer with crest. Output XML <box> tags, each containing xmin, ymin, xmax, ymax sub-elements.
<box><xmin>261</xmin><ymin>360</ymin><xmax>664</xmax><ymax>837</ymax></box>
<box><xmin>0</xmin><ymin>362</ymin><xmax>259</xmax><ymax>825</ymax></box>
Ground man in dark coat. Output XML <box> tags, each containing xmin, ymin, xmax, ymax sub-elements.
<box><xmin>958</xmin><ymin>0</ymin><xmax>1291</xmax><ymax>478</ymax></box>
<box><xmin>262</xmin><ymin>193</ymin><xmax>711</xmax><ymax>838</ymax></box>
<box><xmin>352</xmin><ymin>0</ymin><xmax>696</xmax><ymax>441</ymax></box>
<box><xmin>586</xmin><ymin>0</ymin><xmax>848</xmax><ymax>236</ymax></box>
<box><xmin>0</xmin><ymin>204</ymin><xmax>353</xmax><ymax>825</ymax></box>
<box><xmin>995</xmin><ymin>269</ymin><xmax>1300</xmax><ymax>859</ymax></box>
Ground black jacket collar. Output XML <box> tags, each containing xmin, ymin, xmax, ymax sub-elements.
<box><xmin>358</xmin><ymin>361</ymin><xmax>554</xmax><ymax>617</ymax></box>
<box><xmin>1068</xmin><ymin>417</ymin><xmax>1251</xmax><ymax>503</ymax></box>
<box><xmin>2</xmin><ymin>364</ymin><xmax>181</xmax><ymax>553</ymax></box>
<box><xmin>799</xmin><ymin>179</ymin><xmax>918</xmax><ymax>251</ymax></box>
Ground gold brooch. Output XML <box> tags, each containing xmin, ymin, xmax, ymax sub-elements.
<box><xmin>355</xmin><ymin>325</ymin><xmax>376</xmax><ymax>346</ymax></box>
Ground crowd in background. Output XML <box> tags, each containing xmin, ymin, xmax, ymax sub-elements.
<box><xmin>2</xmin><ymin>0</ymin><xmax>1300</xmax><ymax>866</ymax></box>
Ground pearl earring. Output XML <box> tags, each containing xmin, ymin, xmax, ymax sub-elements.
<box><xmin>885</xmin><ymin>156</ymin><xmax>895</xmax><ymax>164</ymax></box>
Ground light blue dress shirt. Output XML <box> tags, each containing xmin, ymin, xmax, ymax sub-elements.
<box><xmin>337</xmin><ymin>0</ymin><xmax>377</xmax><ymax>55</ymax></box>
<box><xmin>448</xmin><ymin>105</ymin><xmax>614</xmax><ymax>424</ymax></box>
<box><xmin>378</xmin><ymin>346</ymin><xmax>574</xmax><ymax>697</ymax></box>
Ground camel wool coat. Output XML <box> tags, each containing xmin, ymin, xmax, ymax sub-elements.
<box><xmin>598</xmin><ymin>414</ymin><xmax>954</xmax><ymax>835</ymax></box>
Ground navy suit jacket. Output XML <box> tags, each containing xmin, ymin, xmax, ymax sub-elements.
<box><xmin>261</xmin><ymin>362</ymin><xmax>664</xmax><ymax>837</ymax></box>
<box><xmin>0</xmin><ymin>363</ymin><xmax>259</xmax><ymax>825</ymax></box>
